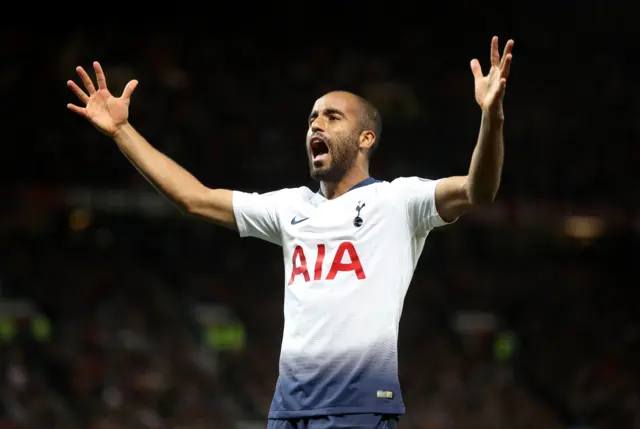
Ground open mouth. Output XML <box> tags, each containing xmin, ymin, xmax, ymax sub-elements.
<box><xmin>310</xmin><ymin>136</ymin><xmax>329</xmax><ymax>163</ymax></box>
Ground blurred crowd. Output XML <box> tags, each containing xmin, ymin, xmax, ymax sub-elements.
<box><xmin>1</xmin><ymin>10</ymin><xmax>639</xmax><ymax>429</ymax></box>
<box><xmin>1</xmin><ymin>214</ymin><xmax>638</xmax><ymax>429</ymax></box>
<box><xmin>3</xmin><ymin>11</ymin><xmax>639</xmax><ymax>203</ymax></box>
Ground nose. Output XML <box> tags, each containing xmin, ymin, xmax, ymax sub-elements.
<box><xmin>310</xmin><ymin>117</ymin><xmax>325</xmax><ymax>133</ymax></box>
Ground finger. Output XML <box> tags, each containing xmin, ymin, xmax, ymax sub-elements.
<box><xmin>500</xmin><ymin>40</ymin><xmax>515</xmax><ymax>68</ymax></box>
<box><xmin>490</xmin><ymin>36</ymin><xmax>500</xmax><ymax>67</ymax></box>
<box><xmin>67</xmin><ymin>103</ymin><xmax>87</xmax><ymax>116</ymax></box>
<box><xmin>470</xmin><ymin>59</ymin><xmax>483</xmax><ymax>80</ymax></box>
<box><xmin>76</xmin><ymin>66</ymin><xmax>96</xmax><ymax>95</ymax></box>
<box><xmin>67</xmin><ymin>80</ymin><xmax>89</xmax><ymax>104</ymax></box>
<box><xmin>93</xmin><ymin>61</ymin><xmax>108</xmax><ymax>90</ymax></box>
<box><xmin>121</xmin><ymin>79</ymin><xmax>139</xmax><ymax>100</ymax></box>
<box><xmin>501</xmin><ymin>53</ymin><xmax>513</xmax><ymax>79</ymax></box>
<box><xmin>497</xmin><ymin>78</ymin><xmax>507</xmax><ymax>98</ymax></box>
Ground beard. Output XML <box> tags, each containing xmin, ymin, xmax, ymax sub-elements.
<box><xmin>309</xmin><ymin>134</ymin><xmax>359</xmax><ymax>182</ymax></box>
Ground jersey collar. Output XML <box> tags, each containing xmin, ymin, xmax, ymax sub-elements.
<box><xmin>317</xmin><ymin>177</ymin><xmax>381</xmax><ymax>198</ymax></box>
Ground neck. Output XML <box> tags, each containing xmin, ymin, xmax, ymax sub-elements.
<box><xmin>320</xmin><ymin>166</ymin><xmax>370</xmax><ymax>200</ymax></box>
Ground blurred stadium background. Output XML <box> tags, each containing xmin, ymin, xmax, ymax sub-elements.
<box><xmin>1</xmin><ymin>7</ymin><xmax>639</xmax><ymax>429</ymax></box>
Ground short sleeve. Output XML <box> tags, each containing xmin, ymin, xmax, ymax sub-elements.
<box><xmin>232</xmin><ymin>189</ymin><xmax>285</xmax><ymax>246</ymax></box>
<box><xmin>391</xmin><ymin>177</ymin><xmax>454</xmax><ymax>236</ymax></box>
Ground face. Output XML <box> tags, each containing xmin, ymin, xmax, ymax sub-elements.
<box><xmin>306</xmin><ymin>92</ymin><xmax>362</xmax><ymax>182</ymax></box>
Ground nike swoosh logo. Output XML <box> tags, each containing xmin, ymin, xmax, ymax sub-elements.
<box><xmin>291</xmin><ymin>216</ymin><xmax>309</xmax><ymax>225</ymax></box>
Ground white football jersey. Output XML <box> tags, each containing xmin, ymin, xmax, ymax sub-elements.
<box><xmin>232</xmin><ymin>177</ymin><xmax>451</xmax><ymax>419</ymax></box>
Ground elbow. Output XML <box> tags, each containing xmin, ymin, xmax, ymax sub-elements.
<box><xmin>468</xmin><ymin>192</ymin><xmax>497</xmax><ymax>206</ymax></box>
<box><xmin>181</xmin><ymin>187</ymin><xmax>231</xmax><ymax>222</ymax></box>
<box><xmin>181</xmin><ymin>196</ymin><xmax>197</xmax><ymax>213</ymax></box>
<box><xmin>465</xmin><ymin>183</ymin><xmax>499</xmax><ymax>206</ymax></box>
<box><xmin>178</xmin><ymin>204</ymin><xmax>195</xmax><ymax>217</ymax></box>
<box><xmin>174</xmin><ymin>199</ymin><xmax>196</xmax><ymax>217</ymax></box>
<box><xmin>182</xmin><ymin>199</ymin><xmax>206</xmax><ymax>217</ymax></box>
<box><xmin>465</xmin><ymin>179</ymin><xmax>500</xmax><ymax>206</ymax></box>
<box><xmin>180</xmin><ymin>190</ymin><xmax>209</xmax><ymax>216</ymax></box>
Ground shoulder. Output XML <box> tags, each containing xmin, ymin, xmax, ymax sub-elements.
<box><xmin>232</xmin><ymin>186</ymin><xmax>316</xmax><ymax>213</ymax></box>
<box><xmin>347</xmin><ymin>177</ymin><xmax>440</xmax><ymax>202</ymax></box>
<box><xmin>235</xmin><ymin>186</ymin><xmax>314</xmax><ymax>200</ymax></box>
<box><xmin>390</xmin><ymin>176</ymin><xmax>439</xmax><ymax>187</ymax></box>
<box><xmin>275</xmin><ymin>186</ymin><xmax>317</xmax><ymax>201</ymax></box>
<box><xmin>375</xmin><ymin>177</ymin><xmax>441</xmax><ymax>200</ymax></box>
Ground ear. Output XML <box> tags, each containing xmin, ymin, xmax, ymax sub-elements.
<box><xmin>359</xmin><ymin>130</ymin><xmax>376</xmax><ymax>150</ymax></box>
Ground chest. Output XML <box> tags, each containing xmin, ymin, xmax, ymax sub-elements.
<box><xmin>283</xmin><ymin>194</ymin><xmax>389</xmax><ymax>243</ymax></box>
<box><xmin>280</xmin><ymin>190</ymin><xmax>410</xmax><ymax>288</ymax></box>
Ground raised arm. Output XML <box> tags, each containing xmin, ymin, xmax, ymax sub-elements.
<box><xmin>66</xmin><ymin>62</ymin><xmax>236</xmax><ymax>229</ymax></box>
<box><xmin>435</xmin><ymin>37</ymin><xmax>514</xmax><ymax>223</ymax></box>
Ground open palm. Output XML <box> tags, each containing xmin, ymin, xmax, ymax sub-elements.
<box><xmin>67</xmin><ymin>62</ymin><xmax>138</xmax><ymax>136</ymax></box>
<box><xmin>471</xmin><ymin>37</ymin><xmax>514</xmax><ymax>114</ymax></box>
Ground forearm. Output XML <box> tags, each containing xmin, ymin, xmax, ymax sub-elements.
<box><xmin>113</xmin><ymin>123</ymin><xmax>209</xmax><ymax>211</ymax></box>
<box><xmin>466</xmin><ymin>109</ymin><xmax>504</xmax><ymax>204</ymax></box>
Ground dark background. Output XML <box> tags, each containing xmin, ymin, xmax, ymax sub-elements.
<box><xmin>1</xmin><ymin>6</ymin><xmax>639</xmax><ymax>429</ymax></box>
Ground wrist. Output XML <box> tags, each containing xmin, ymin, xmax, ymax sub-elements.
<box><xmin>112</xmin><ymin>122</ymin><xmax>133</xmax><ymax>142</ymax></box>
<box><xmin>481</xmin><ymin>107</ymin><xmax>505</xmax><ymax>125</ymax></box>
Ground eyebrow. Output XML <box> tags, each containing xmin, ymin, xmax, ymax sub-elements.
<box><xmin>308</xmin><ymin>107</ymin><xmax>346</xmax><ymax>123</ymax></box>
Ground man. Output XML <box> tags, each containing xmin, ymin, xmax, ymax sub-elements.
<box><xmin>67</xmin><ymin>36</ymin><xmax>514</xmax><ymax>429</ymax></box>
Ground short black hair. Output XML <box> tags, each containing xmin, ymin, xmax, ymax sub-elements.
<box><xmin>352</xmin><ymin>94</ymin><xmax>382</xmax><ymax>159</ymax></box>
<box><xmin>319</xmin><ymin>90</ymin><xmax>383</xmax><ymax>158</ymax></box>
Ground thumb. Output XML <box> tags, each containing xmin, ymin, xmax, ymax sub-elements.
<box><xmin>121</xmin><ymin>79</ymin><xmax>139</xmax><ymax>100</ymax></box>
<box><xmin>470</xmin><ymin>59</ymin><xmax>483</xmax><ymax>81</ymax></box>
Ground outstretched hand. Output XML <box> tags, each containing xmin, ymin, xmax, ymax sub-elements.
<box><xmin>67</xmin><ymin>62</ymin><xmax>138</xmax><ymax>137</ymax></box>
<box><xmin>470</xmin><ymin>37</ymin><xmax>514</xmax><ymax>116</ymax></box>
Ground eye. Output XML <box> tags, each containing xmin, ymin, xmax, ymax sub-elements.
<box><xmin>329</xmin><ymin>115</ymin><xmax>339</xmax><ymax>121</ymax></box>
